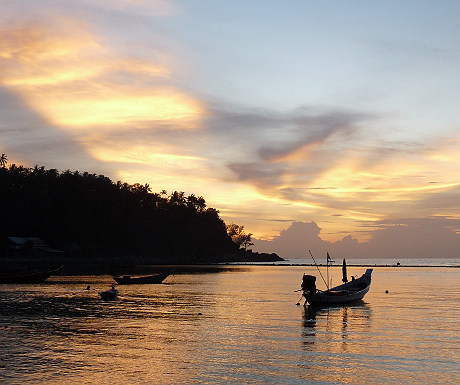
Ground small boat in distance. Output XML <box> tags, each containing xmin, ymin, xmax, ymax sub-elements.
<box><xmin>302</xmin><ymin>268</ymin><xmax>372</xmax><ymax>306</ymax></box>
<box><xmin>113</xmin><ymin>271</ymin><xmax>171</xmax><ymax>285</ymax></box>
<box><xmin>0</xmin><ymin>265</ymin><xmax>63</xmax><ymax>284</ymax></box>
<box><xmin>99</xmin><ymin>285</ymin><xmax>118</xmax><ymax>301</ymax></box>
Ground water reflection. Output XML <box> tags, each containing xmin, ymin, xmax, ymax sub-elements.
<box><xmin>0</xmin><ymin>277</ymin><xmax>219</xmax><ymax>385</ymax></box>
<box><xmin>301</xmin><ymin>302</ymin><xmax>372</xmax><ymax>350</ymax></box>
<box><xmin>2</xmin><ymin>266</ymin><xmax>459</xmax><ymax>385</ymax></box>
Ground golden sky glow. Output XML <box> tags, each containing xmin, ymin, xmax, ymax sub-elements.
<box><xmin>0</xmin><ymin>1</ymin><xmax>458</xmax><ymax>254</ymax></box>
<box><xmin>30</xmin><ymin>91</ymin><xmax>202</xmax><ymax>127</ymax></box>
<box><xmin>0</xmin><ymin>23</ymin><xmax>202</xmax><ymax>128</ymax></box>
<box><xmin>90</xmin><ymin>145</ymin><xmax>206</xmax><ymax>165</ymax></box>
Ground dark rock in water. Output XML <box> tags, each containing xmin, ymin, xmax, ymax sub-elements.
<box><xmin>217</xmin><ymin>249</ymin><xmax>284</xmax><ymax>263</ymax></box>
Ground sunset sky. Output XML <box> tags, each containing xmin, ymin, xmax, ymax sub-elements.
<box><xmin>1</xmin><ymin>1</ymin><xmax>459</xmax><ymax>258</ymax></box>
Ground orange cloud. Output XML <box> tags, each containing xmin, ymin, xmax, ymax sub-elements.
<box><xmin>27</xmin><ymin>87</ymin><xmax>202</xmax><ymax>127</ymax></box>
<box><xmin>88</xmin><ymin>144</ymin><xmax>206</xmax><ymax>165</ymax></box>
<box><xmin>0</xmin><ymin>22</ymin><xmax>203</xmax><ymax>129</ymax></box>
<box><xmin>0</xmin><ymin>23</ymin><xmax>102</xmax><ymax>84</ymax></box>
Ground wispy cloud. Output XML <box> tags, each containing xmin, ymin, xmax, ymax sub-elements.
<box><xmin>258</xmin><ymin>110</ymin><xmax>366</xmax><ymax>162</ymax></box>
<box><xmin>0</xmin><ymin>87</ymin><xmax>94</xmax><ymax>169</ymax></box>
<box><xmin>203</xmin><ymin>105</ymin><xmax>373</xmax><ymax>185</ymax></box>
<box><xmin>0</xmin><ymin>21</ymin><xmax>202</xmax><ymax>128</ymax></box>
<box><xmin>0</xmin><ymin>15</ymin><xmax>205</xmax><ymax>177</ymax></box>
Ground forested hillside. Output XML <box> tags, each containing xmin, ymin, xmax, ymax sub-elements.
<box><xmin>0</xmin><ymin>164</ymin><xmax>255</xmax><ymax>265</ymax></box>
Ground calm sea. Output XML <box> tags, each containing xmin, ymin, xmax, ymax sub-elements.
<box><xmin>1</xmin><ymin>262</ymin><xmax>459</xmax><ymax>385</ymax></box>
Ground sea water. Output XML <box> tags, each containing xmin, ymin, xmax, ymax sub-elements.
<box><xmin>1</xmin><ymin>263</ymin><xmax>459</xmax><ymax>384</ymax></box>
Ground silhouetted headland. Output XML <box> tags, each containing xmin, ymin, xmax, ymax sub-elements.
<box><xmin>0</xmin><ymin>163</ymin><xmax>283</xmax><ymax>274</ymax></box>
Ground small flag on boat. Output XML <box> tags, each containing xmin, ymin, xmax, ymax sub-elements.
<box><xmin>327</xmin><ymin>252</ymin><xmax>335</xmax><ymax>264</ymax></box>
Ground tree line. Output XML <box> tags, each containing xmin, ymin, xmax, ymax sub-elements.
<box><xmin>0</xmin><ymin>162</ymin><xmax>272</xmax><ymax>266</ymax></box>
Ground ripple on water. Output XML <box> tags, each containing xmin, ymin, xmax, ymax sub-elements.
<box><xmin>1</xmin><ymin>266</ymin><xmax>459</xmax><ymax>385</ymax></box>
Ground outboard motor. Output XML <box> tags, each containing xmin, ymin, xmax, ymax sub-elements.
<box><xmin>301</xmin><ymin>274</ymin><xmax>316</xmax><ymax>295</ymax></box>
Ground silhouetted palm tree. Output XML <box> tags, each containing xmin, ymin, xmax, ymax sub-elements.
<box><xmin>0</xmin><ymin>153</ymin><xmax>7</xmax><ymax>168</ymax></box>
<box><xmin>170</xmin><ymin>191</ymin><xmax>186</xmax><ymax>205</ymax></box>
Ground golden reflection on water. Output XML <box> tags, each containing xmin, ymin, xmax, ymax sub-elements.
<box><xmin>0</xmin><ymin>266</ymin><xmax>459</xmax><ymax>385</ymax></box>
<box><xmin>300</xmin><ymin>303</ymin><xmax>374</xmax><ymax>384</ymax></box>
<box><xmin>302</xmin><ymin>303</ymin><xmax>372</xmax><ymax>349</ymax></box>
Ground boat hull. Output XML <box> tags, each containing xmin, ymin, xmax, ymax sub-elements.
<box><xmin>113</xmin><ymin>272</ymin><xmax>170</xmax><ymax>285</ymax></box>
<box><xmin>307</xmin><ymin>285</ymin><xmax>370</xmax><ymax>305</ymax></box>
<box><xmin>99</xmin><ymin>289</ymin><xmax>118</xmax><ymax>301</ymax></box>
<box><xmin>0</xmin><ymin>265</ymin><xmax>63</xmax><ymax>284</ymax></box>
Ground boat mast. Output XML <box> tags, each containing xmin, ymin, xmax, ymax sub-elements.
<box><xmin>309</xmin><ymin>250</ymin><xmax>329</xmax><ymax>290</ymax></box>
<box><xmin>327</xmin><ymin>252</ymin><xmax>334</xmax><ymax>288</ymax></box>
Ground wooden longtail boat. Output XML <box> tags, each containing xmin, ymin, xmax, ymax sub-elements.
<box><xmin>0</xmin><ymin>265</ymin><xmax>63</xmax><ymax>284</ymax></box>
<box><xmin>113</xmin><ymin>271</ymin><xmax>170</xmax><ymax>285</ymax></box>
<box><xmin>302</xmin><ymin>268</ymin><xmax>373</xmax><ymax>306</ymax></box>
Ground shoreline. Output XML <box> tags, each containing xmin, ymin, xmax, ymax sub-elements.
<box><xmin>221</xmin><ymin>263</ymin><xmax>460</xmax><ymax>268</ymax></box>
<box><xmin>2</xmin><ymin>261</ymin><xmax>458</xmax><ymax>278</ymax></box>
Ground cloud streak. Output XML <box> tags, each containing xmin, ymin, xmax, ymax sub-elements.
<box><xmin>0</xmin><ymin>86</ymin><xmax>95</xmax><ymax>170</ymax></box>
<box><xmin>258</xmin><ymin>110</ymin><xmax>365</xmax><ymax>162</ymax></box>
<box><xmin>0</xmin><ymin>21</ymin><xmax>202</xmax><ymax>129</ymax></box>
<box><xmin>204</xmin><ymin>106</ymin><xmax>373</xmax><ymax>186</ymax></box>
